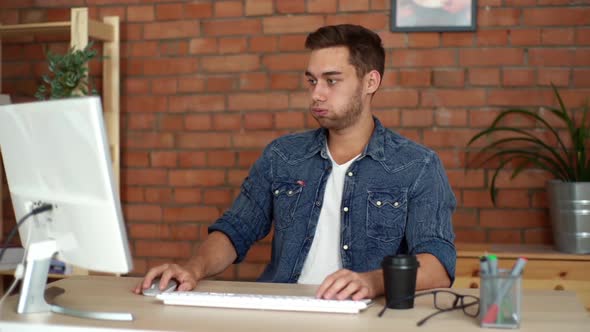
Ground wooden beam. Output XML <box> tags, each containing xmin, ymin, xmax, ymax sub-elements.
<box><xmin>0</xmin><ymin>22</ymin><xmax>70</xmax><ymax>36</ymax></box>
<box><xmin>88</xmin><ymin>19</ymin><xmax>114</xmax><ymax>42</ymax></box>
<box><xmin>70</xmin><ymin>8</ymin><xmax>88</xmax><ymax>51</ymax></box>
<box><xmin>102</xmin><ymin>16</ymin><xmax>120</xmax><ymax>191</ymax></box>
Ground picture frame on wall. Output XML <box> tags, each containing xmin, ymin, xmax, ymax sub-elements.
<box><xmin>391</xmin><ymin>0</ymin><xmax>477</xmax><ymax>32</ymax></box>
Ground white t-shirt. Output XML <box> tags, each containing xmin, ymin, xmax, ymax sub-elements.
<box><xmin>298</xmin><ymin>148</ymin><xmax>360</xmax><ymax>285</ymax></box>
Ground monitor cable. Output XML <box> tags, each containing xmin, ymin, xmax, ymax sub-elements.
<box><xmin>0</xmin><ymin>204</ymin><xmax>53</xmax><ymax>305</ymax></box>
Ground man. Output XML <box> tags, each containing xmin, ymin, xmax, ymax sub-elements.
<box><xmin>135</xmin><ymin>24</ymin><xmax>456</xmax><ymax>301</ymax></box>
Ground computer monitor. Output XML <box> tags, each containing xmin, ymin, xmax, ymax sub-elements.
<box><xmin>0</xmin><ymin>97</ymin><xmax>133</xmax><ymax>320</ymax></box>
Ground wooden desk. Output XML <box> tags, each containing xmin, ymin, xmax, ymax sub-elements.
<box><xmin>455</xmin><ymin>243</ymin><xmax>590</xmax><ymax>311</ymax></box>
<box><xmin>0</xmin><ymin>276</ymin><xmax>587</xmax><ymax>331</ymax></box>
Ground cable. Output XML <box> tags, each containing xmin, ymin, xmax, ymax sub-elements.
<box><xmin>0</xmin><ymin>204</ymin><xmax>53</xmax><ymax>306</ymax></box>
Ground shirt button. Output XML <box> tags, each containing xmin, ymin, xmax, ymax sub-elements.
<box><xmin>343</xmin><ymin>207</ymin><xmax>349</xmax><ymax>212</ymax></box>
<box><xmin>274</xmin><ymin>190</ymin><xmax>280</xmax><ymax>195</ymax></box>
<box><xmin>287</xmin><ymin>190</ymin><xmax>293</xmax><ymax>195</ymax></box>
<box><xmin>347</xmin><ymin>172</ymin><xmax>353</xmax><ymax>177</ymax></box>
<box><xmin>393</xmin><ymin>202</ymin><xmax>400</xmax><ymax>207</ymax></box>
<box><xmin>315</xmin><ymin>201</ymin><xmax>321</xmax><ymax>206</ymax></box>
<box><xmin>376</xmin><ymin>201</ymin><xmax>382</xmax><ymax>206</ymax></box>
<box><xmin>343</xmin><ymin>244</ymin><xmax>349</xmax><ymax>250</ymax></box>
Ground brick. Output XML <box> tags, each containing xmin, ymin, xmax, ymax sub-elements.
<box><xmin>275</xmin><ymin>0</ymin><xmax>305</xmax><ymax>13</ymax></box>
<box><xmin>202</xmin><ymin>55</ymin><xmax>260</xmax><ymax>72</ymax></box>
<box><xmin>159</xmin><ymin>41</ymin><xmax>188</xmax><ymax>56</ymax></box>
<box><xmin>437</xmin><ymin>149</ymin><xmax>465</xmax><ymax>169</ymax></box>
<box><xmin>489</xmin><ymin>230</ymin><xmax>522</xmax><ymax>244</ymax></box>
<box><xmin>379</xmin><ymin>32</ymin><xmax>406</xmax><ymax>48</ymax></box>
<box><xmin>538</xmin><ymin>68</ymin><xmax>570</xmax><ymax>87</ymax></box>
<box><xmin>401</xmin><ymin>109</ymin><xmax>433</xmax><ymax>127</ymax></box>
<box><xmin>219</xmin><ymin>37</ymin><xmax>248</xmax><ymax>54</ymax></box>
<box><xmin>245</xmin><ymin>0</ymin><xmax>273</xmax><ymax>16</ymax></box>
<box><xmin>178</xmin><ymin>76</ymin><xmax>206</xmax><ymax>93</ymax></box>
<box><xmin>408</xmin><ymin>33</ymin><xmax>440</xmax><ymax>48</ymax></box>
<box><xmin>135</xmin><ymin>241</ymin><xmax>192</xmax><ymax>258</ymax></box>
<box><xmin>240</xmin><ymin>72</ymin><xmax>268</xmax><ymax>90</ymax></box>
<box><xmin>446</xmin><ymin>170</ymin><xmax>485</xmax><ymax>188</ymax></box>
<box><xmin>143</xmin><ymin>58</ymin><xmax>198</xmax><ymax>75</ymax></box>
<box><xmin>423</xmin><ymin>129</ymin><xmax>480</xmax><ymax>148</ymax></box>
<box><xmin>203</xmin><ymin>19</ymin><xmax>261</xmax><ymax>36</ymax></box>
<box><xmin>168</xmin><ymin>95</ymin><xmax>226</xmax><ymax>112</ymax></box>
<box><xmin>523</xmin><ymin>8</ymin><xmax>590</xmax><ymax>26</ymax></box>
<box><xmin>145</xmin><ymin>188</ymin><xmax>173</xmax><ymax>204</ymax></box>
<box><xmin>163</xmin><ymin>206</ymin><xmax>220</xmax><ymax>222</ymax></box>
<box><xmin>370</xmin><ymin>0</ymin><xmax>389</xmax><ymax>10</ymax></box>
<box><xmin>155</xmin><ymin>3</ymin><xmax>183</xmax><ymax>20</ymax></box>
<box><xmin>433</xmin><ymin>69</ymin><xmax>465</xmax><ymax>87</ymax></box>
<box><xmin>203</xmin><ymin>189</ymin><xmax>234</xmax><ymax>205</ymax></box>
<box><xmin>524</xmin><ymin>229</ymin><xmax>552</xmax><ymax>245</ymax></box>
<box><xmin>502</xmin><ymin>69</ymin><xmax>536</xmax><ymax>87</ymax></box>
<box><xmin>215</xmin><ymin>1</ymin><xmax>243</xmax><ymax>17</ymax></box>
<box><xmin>125</xmin><ymin>96</ymin><xmax>167</xmax><ymax>113</ymax></box>
<box><xmin>452</xmin><ymin>209</ymin><xmax>478</xmax><ymax>227</ymax></box>
<box><xmin>510</xmin><ymin>29</ymin><xmax>541</xmax><ymax>46</ymax></box>
<box><xmin>373</xmin><ymin>110</ymin><xmax>400</xmax><ymax>127</ymax></box>
<box><xmin>495</xmin><ymin>190</ymin><xmax>531</xmax><ymax>208</ymax></box>
<box><xmin>185</xmin><ymin>2</ymin><xmax>213</xmax><ymax>19</ymax></box>
<box><xmin>207</xmin><ymin>151</ymin><xmax>236</xmax><ymax>167</ymax></box>
<box><xmin>275</xmin><ymin>111</ymin><xmax>305</xmax><ymax>129</ymax></box>
<box><xmin>124</xmin><ymin>169</ymin><xmax>168</xmax><ymax>185</ymax></box>
<box><xmin>308</xmin><ymin>0</ymin><xmax>337</xmax><ymax>13</ymax></box>
<box><xmin>188</xmin><ymin>38</ymin><xmax>218</xmax><ymax>54</ymax></box>
<box><xmin>126</xmin><ymin>113</ymin><xmax>156</xmax><ymax>130</ymax></box>
<box><xmin>340</xmin><ymin>0</ymin><xmax>369</xmax><ymax>11</ymax></box>
<box><xmin>278</xmin><ymin>34</ymin><xmax>307</xmax><ymax>51</ymax></box>
<box><xmin>185</xmin><ymin>114</ymin><xmax>213</xmax><ymax>131</ymax></box>
<box><xmin>169</xmin><ymin>170</ymin><xmax>226</xmax><ymax>187</ymax></box>
<box><xmin>454</xmin><ymin>229</ymin><xmax>486</xmax><ymax>243</ymax></box>
<box><xmin>422</xmin><ymin>89</ymin><xmax>486</xmax><ymax>107</ymax></box>
<box><xmin>289</xmin><ymin>91</ymin><xmax>311</xmax><ymax>109</ymax></box>
<box><xmin>541</xmin><ymin>28</ymin><xmax>575</xmax><ymax>46</ymax></box>
<box><xmin>262</xmin><ymin>53</ymin><xmax>308</xmax><ymax>71</ymax></box>
<box><xmin>244</xmin><ymin>112</ymin><xmax>274</xmax><ymax>129</ymax></box>
<box><xmin>127</xmin><ymin>5</ymin><xmax>154</xmax><ymax>22</ymax></box>
<box><xmin>573</xmin><ymin>69</ymin><xmax>590</xmax><ymax>87</ymax></box>
<box><xmin>325</xmin><ymin>14</ymin><xmax>387</xmax><ymax>31</ymax></box>
<box><xmin>233</xmin><ymin>132</ymin><xmax>281</xmax><ymax>148</ymax></box>
<box><xmin>213</xmin><ymin>114</ymin><xmax>242</xmax><ymax>131</ymax></box>
<box><xmin>173</xmin><ymin>188</ymin><xmax>202</xmax><ymax>203</ymax></box>
<box><xmin>123</xmin><ymin>152</ymin><xmax>150</xmax><ymax>167</ymax></box>
<box><xmin>372</xmin><ymin>89</ymin><xmax>419</xmax><ymax>108</ymax></box>
<box><xmin>178</xmin><ymin>151</ymin><xmax>207</xmax><ymax>168</ymax></box>
<box><xmin>151</xmin><ymin>77</ymin><xmax>178</xmax><ymax>95</ymax></box>
<box><xmin>392</xmin><ymin>50</ymin><xmax>456</xmax><ymax>67</ymax></box>
<box><xmin>228</xmin><ymin>93</ymin><xmax>289</xmax><ymax>111</ymax></box>
<box><xmin>159</xmin><ymin>114</ymin><xmax>184</xmax><ymax>131</ymax></box>
<box><xmin>477</xmin><ymin>30</ymin><xmax>508</xmax><ymax>46</ymax></box>
<box><xmin>124</xmin><ymin>133</ymin><xmax>174</xmax><ymax>149</ymax></box>
<box><xmin>574</xmin><ymin>49</ymin><xmax>590</xmax><ymax>66</ymax></box>
<box><xmin>435</xmin><ymin>109</ymin><xmax>468</xmax><ymax>127</ymax></box>
<box><xmin>468</xmin><ymin>68</ymin><xmax>500</xmax><ymax>86</ymax></box>
<box><xmin>488</xmin><ymin>89</ymin><xmax>554</xmax><ymax>107</ymax></box>
<box><xmin>460</xmin><ymin>48</ymin><xmax>523</xmax><ymax>66</ymax></box>
<box><xmin>493</xmin><ymin>170</ymin><xmax>550</xmax><ymax>189</ymax></box>
<box><xmin>124</xmin><ymin>205</ymin><xmax>162</xmax><ymax>222</ymax></box>
<box><xmin>207</xmin><ymin>77</ymin><xmax>235</xmax><ymax>92</ymax></box>
<box><xmin>480</xmin><ymin>210</ymin><xmax>547</xmax><ymax>229</ymax></box>
<box><xmin>576</xmin><ymin>28</ymin><xmax>590</xmax><ymax>45</ymax></box>
<box><xmin>121</xmin><ymin>187</ymin><xmax>144</xmax><ymax>203</ymax></box>
<box><xmin>177</xmin><ymin>133</ymin><xmax>232</xmax><ymax>149</ymax></box>
<box><xmin>462</xmin><ymin>190</ymin><xmax>494</xmax><ymax>208</ymax></box>
<box><xmin>263</xmin><ymin>15</ymin><xmax>325</xmax><ymax>34</ymax></box>
<box><xmin>441</xmin><ymin>32</ymin><xmax>474</xmax><ymax>47</ymax></box>
<box><xmin>478</xmin><ymin>8</ymin><xmax>520</xmax><ymax>26</ymax></box>
<box><xmin>144</xmin><ymin>21</ymin><xmax>200</xmax><ymax>39</ymax></box>
<box><xmin>249</xmin><ymin>36</ymin><xmax>277</xmax><ymax>52</ymax></box>
<box><xmin>270</xmin><ymin>73</ymin><xmax>301</xmax><ymax>90</ymax></box>
<box><xmin>126</xmin><ymin>41</ymin><xmax>158</xmax><ymax>57</ymax></box>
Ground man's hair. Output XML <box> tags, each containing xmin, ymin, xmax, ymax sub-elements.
<box><xmin>305</xmin><ymin>24</ymin><xmax>385</xmax><ymax>80</ymax></box>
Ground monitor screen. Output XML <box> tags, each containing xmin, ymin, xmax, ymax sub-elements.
<box><xmin>0</xmin><ymin>97</ymin><xmax>132</xmax><ymax>318</ymax></box>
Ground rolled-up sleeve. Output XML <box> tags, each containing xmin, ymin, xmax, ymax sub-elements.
<box><xmin>406</xmin><ymin>152</ymin><xmax>457</xmax><ymax>283</ymax></box>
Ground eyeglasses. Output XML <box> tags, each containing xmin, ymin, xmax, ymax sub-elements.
<box><xmin>378</xmin><ymin>290</ymin><xmax>480</xmax><ymax>326</ymax></box>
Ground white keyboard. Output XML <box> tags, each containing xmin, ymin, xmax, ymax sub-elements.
<box><xmin>156</xmin><ymin>291</ymin><xmax>372</xmax><ymax>314</ymax></box>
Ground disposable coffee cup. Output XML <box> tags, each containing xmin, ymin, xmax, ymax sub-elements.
<box><xmin>382</xmin><ymin>254</ymin><xmax>420</xmax><ymax>309</ymax></box>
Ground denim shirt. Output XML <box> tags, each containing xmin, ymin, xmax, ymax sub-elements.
<box><xmin>209</xmin><ymin>117</ymin><xmax>457</xmax><ymax>284</ymax></box>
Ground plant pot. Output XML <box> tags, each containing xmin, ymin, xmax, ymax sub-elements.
<box><xmin>547</xmin><ymin>180</ymin><xmax>590</xmax><ymax>254</ymax></box>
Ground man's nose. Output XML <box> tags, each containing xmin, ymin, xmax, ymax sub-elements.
<box><xmin>311</xmin><ymin>82</ymin><xmax>327</xmax><ymax>102</ymax></box>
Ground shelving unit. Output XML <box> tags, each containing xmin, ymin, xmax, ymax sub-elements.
<box><xmin>0</xmin><ymin>8</ymin><xmax>120</xmax><ymax>276</ymax></box>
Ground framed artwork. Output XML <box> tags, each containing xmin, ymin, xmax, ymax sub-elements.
<box><xmin>391</xmin><ymin>0</ymin><xmax>477</xmax><ymax>32</ymax></box>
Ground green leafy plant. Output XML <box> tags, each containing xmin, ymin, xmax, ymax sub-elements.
<box><xmin>467</xmin><ymin>84</ymin><xmax>590</xmax><ymax>204</ymax></box>
<box><xmin>35</xmin><ymin>42</ymin><xmax>98</xmax><ymax>100</ymax></box>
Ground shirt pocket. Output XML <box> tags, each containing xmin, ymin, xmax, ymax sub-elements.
<box><xmin>271</xmin><ymin>180</ymin><xmax>304</xmax><ymax>231</ymax></box>
<box><xmin>366</xmin><ymin>189</ymin><xmax>407</xmax><ymax>242</ymax></box>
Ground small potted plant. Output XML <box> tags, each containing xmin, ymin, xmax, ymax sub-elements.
<box><xmin>467</xmin><ymin>84</ymin><xmax>589</xmax><ymax>254</ymax></box>
<box><xmin>35</xmin><ymin>42</ymin><xmax>97</xmax><ymax>100</ymax></box>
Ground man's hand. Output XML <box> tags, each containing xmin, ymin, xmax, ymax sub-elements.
<box><xmin>133</xmin><ymin>262</ymin><xmax>203</xmax><ymax>294</ymax></box>
<box><xmin>315</xmin><ymin>269</ymin><xmax>383</xmax><ymax>301</ymax></box>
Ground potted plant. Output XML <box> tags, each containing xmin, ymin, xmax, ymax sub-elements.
<box><xmin>467</xmin><ymin>84</ymin><xmax>590</xmax><ymax>254</ymax></box>
<box><xmin>35</xmin><ymin>42</ymin><xmax>97</xmax><ymax>100</ymax></box>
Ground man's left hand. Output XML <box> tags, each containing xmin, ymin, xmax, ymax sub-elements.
<box><xmin>315</xmin><ymin>269</ymin><xmax>382</xmax><ymax>301</ymax></box>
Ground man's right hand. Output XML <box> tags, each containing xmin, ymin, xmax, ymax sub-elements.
<box><xmin>133</xmin><ymin>262</ymin><xmax>203</xmax><ymax>294</ymax></box>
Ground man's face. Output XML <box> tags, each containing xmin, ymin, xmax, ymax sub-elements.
<box><xmin>305</xmin><ymin>46</ymin><xmax>365</xmax><ymax>131</ymax></box>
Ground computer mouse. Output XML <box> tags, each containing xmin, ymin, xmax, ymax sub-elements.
<box><xmin>142</xmin><ymin>278</ymin><xmax>178</xmax><ymax>297</ymax></box>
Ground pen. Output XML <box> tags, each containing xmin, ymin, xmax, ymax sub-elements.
<box><xmin>481</xmin><ymin>257</ymin><xmax>528</xmax><ymax>324</ymax></box>
<box><xmin>479</xmin><ymin>256</ymin><xmax>489</xmax><ymax>276</ymax></box>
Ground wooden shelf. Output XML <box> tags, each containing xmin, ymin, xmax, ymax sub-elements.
<box><xmin>0</xmin><ymin>8</ymin><xmax>120</xmax><ymax>277</ymax></box>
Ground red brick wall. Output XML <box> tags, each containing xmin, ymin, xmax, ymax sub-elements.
<box><xmin>1</xmin><ymin>0</ymin><xmax>589</xmax><ymax>279</ymax></box>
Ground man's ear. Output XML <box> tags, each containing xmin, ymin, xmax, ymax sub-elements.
<box><xmin>365</xmin><ymin>70</ymin><xmax>381</xmax><ymax>95</ymax></box>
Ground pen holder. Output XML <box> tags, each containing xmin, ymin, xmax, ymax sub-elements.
<box><xmin>479</xmin><ymin>269</ymin><xmax>522</xmax><ymax>329</ymax></box>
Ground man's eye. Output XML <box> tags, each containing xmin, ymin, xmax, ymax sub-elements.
<box><xmin>307</xmin><ymin>78</ymin><xmax>317</xmax><ymax>85</ymax></box>
<box><xmin>327</xmin><ymin>79</ymin><xmax>337</xmax><ymax>85</ymax></box>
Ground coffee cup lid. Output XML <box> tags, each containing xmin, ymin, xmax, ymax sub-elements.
<box><xmin>381</xmin><ymin>254</ymin><xmax>420</xmax><ymax>268</ymax></box>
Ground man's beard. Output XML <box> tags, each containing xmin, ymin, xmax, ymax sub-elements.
<box><xmin>311</xmin><ymin>87</ymin><xmax>363</xmax><ymax>131</ymax></box>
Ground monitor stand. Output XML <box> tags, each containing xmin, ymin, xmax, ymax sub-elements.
<box><xmin>17</xmin><ymin>240</ymin><xmax>133</xmax><ymax>321</ymax></box>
